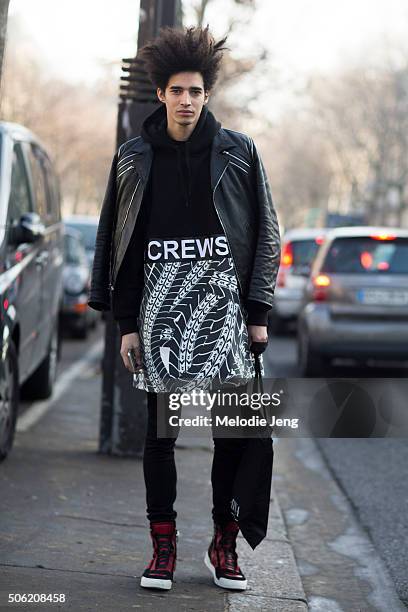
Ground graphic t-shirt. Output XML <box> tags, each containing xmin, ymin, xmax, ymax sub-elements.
<box><xmin>133</xmin><ymin>234</ymin><xmax>259</xmax><ymax>393</ymax></box>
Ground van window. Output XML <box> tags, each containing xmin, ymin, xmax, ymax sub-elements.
<box><xmin>26</xmin><ymin>145</ymin><xmax>48</xmax><ymax>220</ymax></box>
<box><xmin>7</xmin><ymin>143</ymin><xmax>32</xmax><ymax>223</ymax></box>
<box><xmin>43</xmin><ymin>155</ymin><xmax>61</xmax><ymax>222</ymax></box>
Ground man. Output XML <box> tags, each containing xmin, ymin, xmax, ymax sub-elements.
<box><xmin>89</xmin><ymin>26</ymin><xmax>281</xmax><ymax>592</ymax></box>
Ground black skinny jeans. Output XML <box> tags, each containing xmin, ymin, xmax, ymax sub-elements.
<box><xmin>143</xmin><ymin>391</ymin><xmax>250</xmax><ymax>525</ymax></box>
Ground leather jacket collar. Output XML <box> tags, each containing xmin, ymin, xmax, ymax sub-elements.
<box><xmin>127</xmin><ymin>128</ymin><xmax>242</xmax><ymax>191</ymax></box>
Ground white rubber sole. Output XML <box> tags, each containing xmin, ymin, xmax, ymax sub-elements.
<box><xmin>140</xmin><ymin>575</ymin><xmax>172</xmax><ymax>590</ymax></box>
<box><xmin>204</xmin><ymin>551</ymin><xmax>247</xmax><ymax>590</ymax></box>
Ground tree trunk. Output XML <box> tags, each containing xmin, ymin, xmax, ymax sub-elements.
<box><xmin>0</xmin><ymin>0</ymin><xmax>10</xmax><ymax>91</ymax></box>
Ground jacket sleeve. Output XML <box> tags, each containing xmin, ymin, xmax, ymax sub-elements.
<box><xmin>88</xmin><ymin>151</ymin><xmax>118</xmax><ymax>311</ymax></box>
<box><xmin>246</xmin><ymin>139</ymin><xmax>281</xmax><ymax>310</ymax></box>
<box><xmin>111</xmin><ymin>197</ymin><xmax>147</xmax><ymax>336</ymax></box>
<box><xmin>245</xmin><ymin>299</ymin><xmax>271</xmax><ymax>327</ymax></box>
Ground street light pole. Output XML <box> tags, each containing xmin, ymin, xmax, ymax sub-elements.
<box><xmin>99</xmin><ymin>0</ymin><xmax>182</xmax><ymax>456</ymax></box>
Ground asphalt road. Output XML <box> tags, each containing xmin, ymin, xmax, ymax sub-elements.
<box><xmin>265</xmin><ymin>326</ymin><xmax>408</xmax><ymax>607</ymax></box>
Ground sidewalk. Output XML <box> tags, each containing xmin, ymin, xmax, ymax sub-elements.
<box><xmin>0</xmin><ymin>341</ymin><xmax>307</xmax><ymax>612</ymax></box>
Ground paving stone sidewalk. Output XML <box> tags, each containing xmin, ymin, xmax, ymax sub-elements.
<box><xmin>0</xmin><ymin>346</ymin><xmax>307</xmax><ymax>612</ymax></box>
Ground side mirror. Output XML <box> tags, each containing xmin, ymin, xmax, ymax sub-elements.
<box><xmin>9</xmin><ymin>212</ymin><xmax>46</xmax><ymax>245</ymax></box>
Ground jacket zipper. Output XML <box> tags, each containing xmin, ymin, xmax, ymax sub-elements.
<box><xmin>223</xmin><ymin>150</ymin><xmax>250</xmax><ymax>167</ymax></box>
<box><xmin>117</xmin><ymin>153</ymin><xmax>135</xmax><ymax>168</ymax></box>
<box><xmin>212</xmin><ymin>163</ymin><xmax>244</xmax><ymax>296</ymax></box>
<box><xmin>229</xmin><ymin>160</ymin><xmax>249</xmax><ymax>174</ymax></box>
<box><xmin>109</xmin><ymin>177</ymin><xmax>141</xmax><ymax>291</ymax></box>
<box><xmin>117</xmin><ymin>164</ymin><xmax>134</xmax><ymax>178</ymax></box>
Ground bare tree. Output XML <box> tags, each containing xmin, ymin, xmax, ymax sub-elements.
<box><xmin>188</xmin><ymin>0</ymin><xmax>256</xmax><ymax>29</ymax></box>
<box><xmin>0</xmin><ymin>0</ymin><xmax>10</xmax><ymax>89</ymax></box>
<box><xmin>0</xmin><ymin>15</ymin><xmax>117</xmax><ymax>215</ymax></box>
<box><xmin>183</xmin><ymin>0</ymin><xmax>270</xmax><ymax>126</ymax></box>
<box><xmin>309</xmin><ymin>57</ymin><xmax>408</xmax><ymax>226</ymax></box>
<box><xmin>254</xmin><ymin>111</ymin><xmax>333</xmax><ymax>229</ymax></box>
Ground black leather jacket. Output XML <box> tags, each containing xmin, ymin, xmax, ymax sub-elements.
<box><xmin>88</xmin><ymin>128</ymin><xmax>281</xmax><ymax>312</ymax></box>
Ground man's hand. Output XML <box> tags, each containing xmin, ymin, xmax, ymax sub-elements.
<box><xmin>248</xmin><ymin>324</ymin><xmax>268</xmax><ymax>343</ymax></box>
<box><xmin>120</xmin><ymin>332</ymin><xmax>142</xmax><ymax>372</ymax></box>
<box><xmin>248</xmin><ymin>324</ymin><xmax>268</xmax><ymax>355</ymax></box>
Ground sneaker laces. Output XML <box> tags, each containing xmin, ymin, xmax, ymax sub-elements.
<box><xmin>154</xmin><ymin>534</ymin><xmax>174</xmax><ymax>569</ymax></box>
<box><xmin>220</xmin><ymin>532</ymin><xmax>239</xmax><ymax>572</ymax></box>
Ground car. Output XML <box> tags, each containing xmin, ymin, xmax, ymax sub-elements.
<box><xmin>63</xmin><ymin>214</ymin><xmax>99</xmax><ymax>267</ymax></box>
<box><xmin>0</xmin><ymin>121</ymin><xmax>64</xmax><ymax>460</ymax></box>
<box><xmin>297</xmin><ymin>226</ymin><xmax>408</xmax><ymax>376</ymax></box>
<box><xmin>60</xmin><ymin>227</ymin><xmax>98</xmax><ymax>338</ymax></box>
<box><xmin>269</xmin><ymin>228</ymin><xmax>327</xmax><ymax>334</ymax></box>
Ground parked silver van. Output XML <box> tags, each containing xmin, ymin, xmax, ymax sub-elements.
<box><xmin>0</xmin><ymin>122</ymin><xmax>64</xmax><ymax>460</ymax></box>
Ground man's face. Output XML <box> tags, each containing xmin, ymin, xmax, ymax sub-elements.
<box><xmin>157</xmin><ymin>71</ymin><xmax>209</xmax><ymax>132</ymax></box>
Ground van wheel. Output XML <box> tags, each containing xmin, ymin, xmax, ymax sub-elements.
<box><xmin>298</xmin><ymin>330</ymin><xmax>325</xmax><ymax>377</ymax></box>
<box><xmin>23</xmin><ymin>319</ymin><xmax>59</xmax><ymax>400</ymax></box>
<box><xmin>0</xmin><ymin>340</ymin><xmax>19</xmax><ymax>462</ymax></box>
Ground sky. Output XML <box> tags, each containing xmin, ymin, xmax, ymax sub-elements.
<box><xmin>7</xmin><ymin>0</ymin><xmax>408</xmax><ymax>87</ymax></box>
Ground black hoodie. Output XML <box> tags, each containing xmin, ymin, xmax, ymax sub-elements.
<box><xmin>113</xmin><ymin>105</ymin><xmax>270</xmax><ymax>335</ymax></box>
<box><xmin>141</xmin><ymin>103</ymin><xmax>222</xmax><ymax>230</ymax></box>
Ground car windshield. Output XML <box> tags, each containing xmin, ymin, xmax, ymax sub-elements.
<box><xmin>64</xmin><ymin>233</ymin><xmax>87</xmax><ymax>266</ymax></box>
<box><xmin>322</xmin><ymin>236</ymin><xmax>408</xmax><ymax>274</ymax></box>
<box><xmin>66</xmin><ymin>222</ymin><xmax>97</xmax><ymax>251</ymax></box>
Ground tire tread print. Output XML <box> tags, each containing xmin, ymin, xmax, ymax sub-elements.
<box><xmin>134</xmin><ymin>255</ymin><xmax>256</xmax><ymax>392</ymax></box>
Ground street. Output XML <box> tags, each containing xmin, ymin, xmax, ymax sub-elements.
<box><xmin>265</xmin><ymin>327</ymin><xmax>408</xmax><ymax>608</ymax></box>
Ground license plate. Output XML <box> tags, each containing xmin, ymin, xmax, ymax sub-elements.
<box><xmin>357</xmin><ymin>288</ymin><xmax>408</xmax><ymax>306</ymax></box>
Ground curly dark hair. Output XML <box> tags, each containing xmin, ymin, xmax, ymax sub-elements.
<box><xmin>139</xmin><ymin>26</ymin><xmax>228</xmax><ymax>92</ymax></box>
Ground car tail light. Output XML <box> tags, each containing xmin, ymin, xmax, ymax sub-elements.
<box><xmin>314</xmin><ymin>274</ymin><xmax>331</xmax><ymax>286</ymax></box>
<box><xmin>315</xmin><ymin>235</ymin><xmax>325</xmax><ymax>245</ymax></box>
<box><xmin>277</xmin><ymin>268</ymin><xmax>287</xmax><ymax>287</ymax></box>
<box><xmin>281</xmin><ymin>242</ymin><xmax>293</xmax><ymax>266</ymax></box>
<box><xmin>277</xmin><ymin>241</ymin><xmax>294</xmax><ymax>287</ymax></box>
<box><xmin>312</xmin><ymin>274</ymin><xmax>331</xmax><ymax>301</ymax></box>
<box><xmin>74</xmin><ymin>303</ymin><xmax>88</xmax><ymax>313</ymax></box>
<box><xmin>370</xmin><ymin>233</ymin><xmax>396</xmax><ymax>240</ymax></box>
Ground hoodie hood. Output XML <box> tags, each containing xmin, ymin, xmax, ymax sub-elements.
<box><xmin>141</xmin><ymin>104</ymin><xmax>221</xmax><ymax>206</ymax></box>
<box><xmin>141</xmin><ymin>103</ymin><xmax>221</xmax><ymax>152</ymax></box>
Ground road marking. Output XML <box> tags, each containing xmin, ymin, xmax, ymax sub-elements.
<box><xmin>16</xmin><ymin>338</ymin><xmax>104</xmax><ymax>433</ymax></box>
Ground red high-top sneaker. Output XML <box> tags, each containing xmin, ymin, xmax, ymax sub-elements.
<box><xmin>204</xmin><ymin>521</ymin><xmax>247</xmax><ymax>590</ymax></box>
<box><xmin>140</xmin><ymin>521</ymin><xmax>177</xmax><ymax>590</ymax></box>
